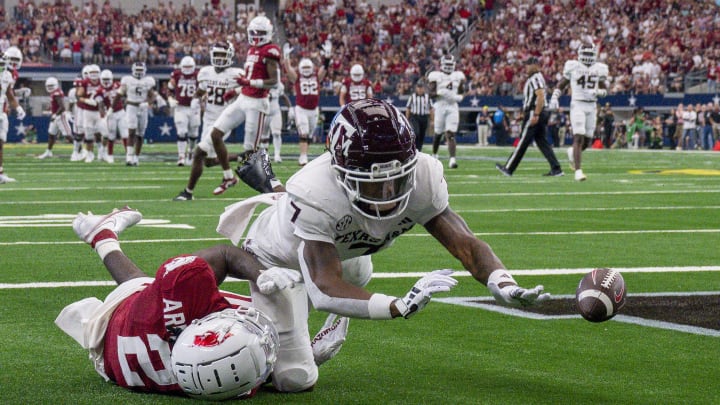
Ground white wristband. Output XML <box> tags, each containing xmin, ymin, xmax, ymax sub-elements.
<box><xmin>368</xmin><ymin>293</ymin><xmax>397</xmax><ymax>320</ymax></box>
<box><xmin>551</xmin><ymin>89</ymin><xmax>561</xmax><ymax>99</ymax></box>
<box><xmin>250</xmin><ymin>79</ymin><xmax>264</xmax><ymax>88</ymax></box>
<box><xmin>487</xmin><ymin>269</ymin><xmax>517</xmax><ymax>287</ymax></box>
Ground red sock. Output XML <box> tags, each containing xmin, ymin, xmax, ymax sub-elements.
<box><xmin>91</xmin><ymin>229</ymin><xmax>118</xmax><ymax>248</ymax></box>
<box><xmin>108</xmin><ymin>141</ymin><xmax>114</xmax><ymax>155</ymax></box>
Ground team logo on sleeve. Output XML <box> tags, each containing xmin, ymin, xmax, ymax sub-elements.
<box><xmin>336</xmin><ymin>215</ymin><xmax>353</xmax><ymax>232</ymax></box>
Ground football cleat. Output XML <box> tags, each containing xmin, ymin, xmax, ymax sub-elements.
<box><xmin>72</xmin><ymin>207</ymin><xmax>142</xmax><ymax>245</ymax></box>
<box><xmin>574</xmin><ymin>169</ymin><xmax>587</xmax><ymax>181</ymax></box>
<box><xmin>543</xmin><ymin>169</ymin><xmax>564</xmax><ymax>177</ymax></box>
<box><xmin>311</xmin><ymin>314</ymin><xmax>349</xmax><ymax>366</ymax></box>
<box><xmin>38</xmin><ymin>150</ymin><xmax>53</xmax><ymax>159</ymax></box>
<box><xmin>103</xmin><ymin>154</ymin><xmax>114</xmax><ymax>164</ymax></box>
<box><xmin>84</xmin><ymin>152</ymin><xmax>95</xmax><ymax>163</ymax></box>
<box><xmin>173</xmin><ymin>189</ymin><xmax>194</xmax><ymax>201</ymax></box>
<box><xmin>213</xmin><ymin>177</ymin><xmax>238</xmax><ymax>195</ymax></box>
<box><xmin>448</xmin><ymin>157</ymin><xmax>458</xmax><ymax>169</ymax></box>
<box><xmin>177</xmin><ymin>157</ymin><xmax>185</xmax><ymax>166</ymax></box>
<box><xmin>0</xmin><ymin>173</ymin><xmax>17</xmax><ymax>183</ymax></box>
<box><xmin>298</xmin><ymin>154</ymin><xmax>308</xmax><ymax>166</ymax></box>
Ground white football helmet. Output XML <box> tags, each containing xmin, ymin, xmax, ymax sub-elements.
<box><xmin>578</xmin><ymin>42</ymin><xmax>598</xmax><ymax>66</ymax></box>
<box><xmin>132</xmin><ymin>61</ymin><xmax>146</xmax><ymax>79</ymax></box>
<box><xmin>45</xmin><ymin>77</ymin><xmax>59</xmax><ymax>93</ymax></box>
<box><xmin>441</xmin><ymin>54</ymin><xmax>456</xmax><ymax>74</ymax></box>
<box><xmin>180</xmin><ymin>56</ymin><xmax>196</xmax><ymax>75</ymax></box>
<box><xmin>171</xmin><ymin>307</ymin><xmax>279</xmax><ymax>401</ymax></box>
<box><xmin>81</xmin><ymin>65</ymin><xmax>91</xmax><ymax>79</ymax></box>
<box><xmin>4</xmin><ymin>46</ymin><xmax>23</xmax><ymax>70</ymax></box>
<box><xmin>298</xmin><ymin>58</ymin><xmax>314</xmax><ymax>77</ymax></box>
<box><xmin>100</xmin><ymin>69</ymin><xmax>113</xmax><ymax>88</ymax></box>
<box><xmin>210</xmin><ymin>42</ymin><xmax>234</xmax><ymax>68</ymax></box>
<box><xmin>350</xmin><ymin>64</ymin><xmax>364</xmax><ymax>82</ymax></box>
<box><xmin>247</xmin><ymin>16</ymin><xmax>273</xmax><ymax>46</ymax></box>
<box><xmin>87</xmin><ymin>64</ymin><xmax>101</xmax><ymax>83</ymax></box>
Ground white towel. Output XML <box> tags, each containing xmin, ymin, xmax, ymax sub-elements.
<box><xmin>216</xmin><ymin>193</ymin><xmax>284</xmax><ymax>245</ymax></box>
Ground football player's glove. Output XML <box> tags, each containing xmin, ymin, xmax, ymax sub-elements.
<box><xmin>235</xmin><ymin>149</ymin><xmax>277</xmax><ymax>194</ymax></box>
<box><xmin>311</xmin><ymin>314</ymin><xmax>349</xmax><ymax>366</ymax></box>
<box><xmin>594</xmin><ymin>88</ymin><xmax>607</xmax><ymax>97</ymax></box>
<box><xmin>395</xmin><ymin>269</ymin><xmax>457</xmax><ymax>318</ymax></box>
<box><xmin>16</xmin><ymin>106</ymin><xmax>26</xmax><ymax>120</ymax></box>
<box><xmin>487</xmin><ymin>269</ymin><xmax>550</xmax><ymax>307</ymax></box>
<box><xmin>257</xmin><ymin>267</ymin><xmax>302</xmax><ymax>294</ymax></box>
<box><xmin>548</xmin><ymin>89</ymin><xmax>561</xmax><ymax>110</ymax></box>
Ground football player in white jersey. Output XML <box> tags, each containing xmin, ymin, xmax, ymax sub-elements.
<box><xmin>259</xmin><ymin>80</ymin><xmax>291</xmax><ymax>163</ymax></box>
<box><xmin>173</xmin><ymin>42</ymin><xmax>246</xmax><ymax>201</ymax></box>
<box><xmin>216</xmin><ymin>99</ymin><xmax>550</xmax><ymax>392</ymax></box>
<box><xmin>549</xmin><ymin>42</ymin><xmax>609</xmax><ymax>181</ymax></box>
<box><xmin>0</xmin><ymin>50</ymin><xmax>25</xmax><ymax>184</ymax></box>
<box><xmin>427</xmin><ymin>54</ymin><xmax>465</xmax><ymax>169</ymax></box>
<box><xmin>114</xmin><ymin>62</ymin><xmax>156</xmax><ymax>166</ymax></box>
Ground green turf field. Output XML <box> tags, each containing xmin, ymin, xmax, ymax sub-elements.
<box><xmin>1</xmin><ymin>142</ymin><xmax>718</xmax><ymax>404</ymax></box>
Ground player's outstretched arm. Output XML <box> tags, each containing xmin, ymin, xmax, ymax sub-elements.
<box><xmin>424</xmin><ymin>207</ymin><xmax>550</xmax><ymax>307</ymax></box>
<box><xmin>194</xmin><ymin>244</ymin><xmax>264</xmax><ymax>285</ymax></box>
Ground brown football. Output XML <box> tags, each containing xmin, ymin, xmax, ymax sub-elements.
<box><xmin>575</xmin><ymin>268</ymin><xmax>627</xmax><ymax>322</ymax></box>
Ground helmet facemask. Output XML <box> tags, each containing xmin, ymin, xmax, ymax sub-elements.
<box><xmin>578</xmin><ymin>44</ymin><xmax>597</xmax><ymax>66</ymax></box>
<box><xmin>335</xmin><ymin>158</ymin><xmax>417</xmax><ymax>220</ymax></box>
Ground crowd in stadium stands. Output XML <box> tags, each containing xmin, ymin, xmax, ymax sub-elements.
<box><xmin>1</xmin><ymin>0</ymin><xmax>718</xmax><ymax>97</ymax></box>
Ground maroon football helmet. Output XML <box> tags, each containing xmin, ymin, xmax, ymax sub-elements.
<box><xmin>327</xmin><ymin>99</ymin><xmax>417</xmax><ymax>219</ymax></box>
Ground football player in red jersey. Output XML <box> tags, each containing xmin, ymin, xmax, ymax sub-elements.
<box><xmin>168</xmin><ymin>56</ymin><xmax>201</xmax><ymax>166</ymax></box>
<box><xmin>58</xmin><ymin>206</ymin><xmax>340</xmax><ymax>398</ymax></box>
<box><xmin>38</xmin><ymin>77</ymin><xmax>72</xmax><ymax>160</ymax></box>
<box><xmin>208</xmin><ymin>15</ymin><xmax>284</xmax><ymax>195</ymax></box>
<box><xmin>100</xmin><ymin>69</ymin><xmax>126</xmax><ymax>164</ymax></box>
<box><xmin>284</xmin><ymin>56</ymin><xmax>326</xmax><ymax>166</ymax></box>
<box><xmin>338</xmin><ymin>63</ymin><xmax>373</xmax><ymax>107</ymax></box>
<box><xmin>76</xmin><ymin>64</ymin><xmax>107</xmax><ymax>163</ymax></box>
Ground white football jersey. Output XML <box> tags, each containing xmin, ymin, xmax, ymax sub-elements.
<box><xmin>197</xmin><ymin>65</ymin><xmax>245</xmax><ymax>122</ymax></box>
<box><xmin>562</xmin><ymin>60</ymin><xmax>609</xmax><ymax>102</ymax></box>
<box><xmin>120</xmin><ymin>75</ymin><xmax>156</xmax><ymax>104</ymax></box>
<box><xmin>244</xmin><ymin>152</ymin><xmax>449</xmax><ymax>268</ymax></box>
<box><xmin>427</xmin><ymin>70</ymin><xmax>466</xmax><ymax>104</ymax></box>
<box><xmin>268</xmin><ymin>81</ymin><xmax>284</xmax><ymax>115</ymax></box>
<box><xmin>0</xmin><ymin>70</ymin><xmax>16</xmax><ymax>112</ymax></box>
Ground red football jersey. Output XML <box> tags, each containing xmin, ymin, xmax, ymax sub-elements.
<box><xmin>341</xmin><ymin>77</ymin><xmax>373</xmax><ymax>105</ymax></box>
<box><xmin>241</xmin><ymin>42</ymin><xmax>281</xmax><ymax>99</ymax></box>
<box><xmin>170</xmin><ymin>68</ymin><xmax>199</xmax><ymax>107</ymax></box>
<box><xmin>101</xmin><ymin>81</ymin><xmax>123</xmax><ymax>111</ymax></box>
<box><xmin>77</xmin><ymin>78</ymin><xmax>104</xmax><ymax>111</ymax></box>
<box><xmin>294</xmin><ymin>72</ymin><xmax>320</xmax><ymax>110</ymax></box>
<box><xmin>49</xmin><ymin>88</ymin><xmax>65</xmax><ymax>114</ymax></box>
<box><xmin>101</xmin><ymin>255</ymin><xmax>250</xmax><ymax>394</ymax></box>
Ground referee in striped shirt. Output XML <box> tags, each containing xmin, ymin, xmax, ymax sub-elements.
<box><xmin>496</xmin><ymin>59</ymin><xmax>563</xmax><ymax>177</ymax></box>
<box><xmin>405</xmin><ymin>82</ymin><xmax>432</xmax><ymax>151</ymax></box>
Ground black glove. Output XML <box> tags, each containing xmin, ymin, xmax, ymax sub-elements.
<box><xmin>235</xmin><ymin>149</ymin><xmax>277</xmax><ymax>193</ymax></box>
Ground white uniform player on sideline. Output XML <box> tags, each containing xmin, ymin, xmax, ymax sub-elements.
<box><xmin>168</xmin><ymin>56</ymin><xmax>201</xmax><ymax>166</ymax></box>
<box><xmin>259</xmin><ymin>80</ymin><xmax>291</xmax><ymax>163</ymax></box>
<box><xmin>549</xmin><ymin>41</ymin><xmax>609</xmax><ymax>181</ymax></box>
<box><xmin>427</xmin><ymin>54</ymin><xmax>465</xmax><ymax>169</ymax></box>
<box><xmin>215</xmin><ymin>99</ymin><xmax>550</xmax><ymax>392</ymax></box>
<box><xmin>173</xmin><ymin>42</ymin><xmax>245</xmax><ymax>201</ymax></box>
<box><xmin>0</xmin><ymin>48</ymin><xmax>25</xmax><ymax>184</ymax></box>
<box><xmin>115</xmin><ymin>62</ymin><xmax>156</xmax><ymax>166</ymax></box>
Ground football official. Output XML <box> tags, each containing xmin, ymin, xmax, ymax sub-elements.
<box><xmin>405</xmin><ymin>82</ymin><xmax>432</xmax><ymax>151</ymax></box>
<box><xmin>496</xmin><ymin>58</ymin><xmax>563</xmax><ymax>177</ymax></box>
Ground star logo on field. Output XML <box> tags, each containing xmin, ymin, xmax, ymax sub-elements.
<box><xmin>628</xmin><ymin>94</ymin><xmax>637</xmax><ymax>106</ymax></box>
<box><xmin>15</xmin><ymin>122</ymin><xmax>27</xmax><ymax>136</ymax></box>
<box><xmin>384</xmin><ymin>96</ymin><xmax>394</xmax><ymax>105</ymax></box>
<box><xmin>470</xmin><ymin>96</ymin><xmax>480</xmax><ymax>107</ymax></box>
<box><xmin>159</xmin><ymin>122</ymin><xmax>173</xmax><ymax>136</ymax></box>
<box><xmin>713</xmin><ymin>95</ymin><xmax>719</xmax><ymax>105</ymax></box>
